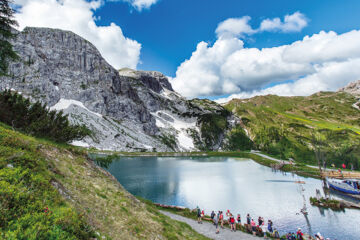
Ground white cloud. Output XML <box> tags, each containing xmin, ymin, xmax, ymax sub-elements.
<box><xmin>127</xmin><ymin>0</ymin><xmax>159</xmax><ymax>11</ymax></box>
<box><xmin>215</xmin><ymin>16</ymin><xmax>256</xmax><ymax>38</ymax></box>
<box><xmin>108</xmin><ymin>0</ymin><xmax>159</xmax><ymax>11</ymax></box>
<box><xmin>172</xmin><ymin>38</ymin><xmax>244</xmax><ymax>97</ymax></box>
<box><xmin>172</xmin><ymin>28</ymin><xmax>360</xmax><ymax>100</ymax></box>
<box><xmin>216</xmin><ymin>58</ymin><xmax>360</xmax><ymax>103</ymax></box>
<box><xmin>260</xmin><ymin>11</ymin><xmax>308</xmax><ymax>32</ymax></box>
<box><xmin>214</xmin><ymin>12</ymin><xmax>308</xmax><ymax>39</ymax></box>
<box><xmin>14</xmin><ymin>0</ymin><xmax>141</xmax><ymax>69</ymax></box>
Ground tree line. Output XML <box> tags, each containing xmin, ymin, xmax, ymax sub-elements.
<box><xmin>0</xmin><ymin>90</ymin><xmax>90</xmax><ymax>142</ymax></box>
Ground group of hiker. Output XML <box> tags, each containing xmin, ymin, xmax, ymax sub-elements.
<box><xmin>196</xmin><ymin>207</ymin><xmax>332</xmax><ymax>239</ymax></box>
<box><xmin>197</xmin><ymin>208</ymin><xmax>281</xmax><ymax>238</ymax></box>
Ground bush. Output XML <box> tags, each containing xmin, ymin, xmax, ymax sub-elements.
<box><xmin>0</xmin><ymin>127</ymin><xmax>95</xmax><ymax>239</ymax></box>
<box><xmin>92</xmin><ymin>154</ymin><xmax>117</xmax><ymax>168</ymax></box>
<box><xmin>198</xmin><ymin>113</ymin><xmax>228</xmax><ymax>150</ymax></box>
<box><xmin>0</xmin><ymin>90</ymin><xmax>90</xmax><ymax>143</ymax></box>
<box><xmin>225</xmin><ymin>126</ymin><xmax>253</xmax><ymax>151</ymax></box>
<box><xmin>159</xmin><ymin>134</ymin><xmax>177</xmax><ymax>150</ymax></box>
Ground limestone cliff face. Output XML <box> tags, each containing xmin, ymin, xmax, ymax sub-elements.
<box><xmin>0</xmin><ymin>27</ymin><xmax>237</xmax><ymax>151</ymax></box>
<box><xmin>1</xmin><ymin>27</ymin><xmax>156</xmax><ymax>134</ymax></box>
<box><xmin>338</xmin><ymin>80</ymin><xmax>360</xmax><ymax>110</ymax></box>
<box><xmin>338</xmin><ymin>80</ymin><xmax>360</xmax><ymax>97</ymax></box>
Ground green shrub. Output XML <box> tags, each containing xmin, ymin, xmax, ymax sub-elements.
<box><xmin>0</xmin><ymin>127</ymin><xmax>95</xmax><ymax>239</ymax></box>
<box><xmin>92</xmin><ymin>154</ymin><xmax>118</xmax><ymax>168</ymax></box>
<box><xmin>159</xmin><ymin>134</ymin><xmax>176</xmax><ymax>150</ymax></box>
<box><xmin>0</xmin><ymin>90</ymin><xmax>90</xmax><ymax>143</ymax></box>
<box><xmin>225</xmin><ymin>126</ymin><xmax>253</xmax><ymax>151</ymax></box>
<box><xmin>198</xmin><ymin>113</ymin><xmax>228</xmax><ymax>150</ymax></box>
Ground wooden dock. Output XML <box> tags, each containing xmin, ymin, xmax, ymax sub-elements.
<box><xmin>321</xmin><ymin>170</ymin><xmax>360</xmax><ymax>179</ymax></box>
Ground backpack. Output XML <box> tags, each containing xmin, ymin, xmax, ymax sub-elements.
<box><xmin>297</xmin><ymin>233</ymin><xmax>303</xmax><ymax>240</ymax></box>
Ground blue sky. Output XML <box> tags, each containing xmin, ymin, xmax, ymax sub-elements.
<box><xmin>14</xmin><ymin>0</ymin><xmax>360</xmax><ymax>101</ymax></box>
<box><xmin>94</xmin><ymin>0</ymin><xmax>360</xmax><ymax>77</ymax></box>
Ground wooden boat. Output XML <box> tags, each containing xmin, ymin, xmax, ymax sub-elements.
<box><xmin>327</xmin><ymin>178</ymin><xmax>360</xmax><ymax>195</ymax></box>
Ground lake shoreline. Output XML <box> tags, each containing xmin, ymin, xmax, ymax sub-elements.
<box><xmin>89</xmin><ymin>150</ymin><xmax>322</xmax><ymax>179</ymax></box>
<box><xmin>99</xmin><ymin>154</ymin><xmax>360</xmax><ymax>240</ymax></box>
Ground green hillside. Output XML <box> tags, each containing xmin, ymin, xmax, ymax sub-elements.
<box><xmin>225</xmin><ymin>91</ymin><xmax>360</xmax><ymax>169</ymax></box>
<box><xmin>0</xmin><ymin>122</ymin><xmax>208</xmax><ymax>240</ymax></box>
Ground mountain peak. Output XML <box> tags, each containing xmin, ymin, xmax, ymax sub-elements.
<box><xmin>118</xmin><ymin>68</ymin><xmax>173</xmax><ymax>92</ymax></box>
<box><xmin>338</xmin><ymin>80</ymin><xmax>360</xmax><ymax>96</ymax></box>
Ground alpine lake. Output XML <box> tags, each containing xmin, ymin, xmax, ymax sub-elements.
<box><xmin>104</xmin><ymin>156</ymin><xmax>360</xmax><ymax>240</ymax></box>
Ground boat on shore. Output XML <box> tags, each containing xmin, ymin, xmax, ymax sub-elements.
<box><xmin>327</xmin><ymin>178</ymin><xmax>360</xmax><ymax>195</ymax></box>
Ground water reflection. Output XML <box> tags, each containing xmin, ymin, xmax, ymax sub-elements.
<box><xmin>106</xmin><ymin>157</ymin><xmax>360</xmax><ymax>240</ymax></box>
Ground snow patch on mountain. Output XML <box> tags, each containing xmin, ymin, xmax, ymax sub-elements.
<box><xmin>151</xmin><ymin>110</ymin><xmax>198</xmax><ymax>151</ymax></box>
<box><xmin>161</xmin><ymin>88</ymin><xmax>183</xmax><ymax>100</ymax></box>
<box><xmin>71</xmin><ymin>140</ymin><xmax>90</xmax><ymax>148</ymax></box>
<box><xmin>353</xmin><ymin>102</ymin><xmax>360</xmax><ymax>110</ymax></box>
<box><xmin>57</xmin><ymin>103</ymin><xmax>171</xmax><ymax>152</ymax></box>
<box><xmin>51</xmin><ymin>99</ymin><xmax>102</xmax><ymax>117</ymax></box>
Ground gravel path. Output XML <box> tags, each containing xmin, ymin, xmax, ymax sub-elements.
<box><xmin>250</xmin><ymin>150</ymin><xmax>332</xmax><ymax>171</ymax></box>
<box><xmin>250</xmin><ymin>151</ymin><xmax>286</xmax><ymax>163</ymax></box>
<box><xmin>160</xmin><ymin>210</ymin><xmax>260</xmax><ymax>240</ymax></box>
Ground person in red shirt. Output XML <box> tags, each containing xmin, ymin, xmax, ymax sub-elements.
<box><xmin>219</xmin><ymin>211</ymin><xmax>224</xmax><ymax>229</ymax></box>
<box><xmin>229</xmin><ymin>214</ymin><xmax>236</xmax><ymax>231</ymax></box>
<box><xmin>251</xmin><ymin>219</ymin><xmax>256</xmax><ymax>235</ymax></box>
<box><xmin>297</xmin><ymin>228</ymin><xmax>304</xmax><ymax>240</ymax></box>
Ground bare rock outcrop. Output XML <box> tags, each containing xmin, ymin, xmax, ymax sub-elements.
<box><xmin>0</xmin><ymin>27</ymin><xmax>238</xmax><ymax>152</ymax></box>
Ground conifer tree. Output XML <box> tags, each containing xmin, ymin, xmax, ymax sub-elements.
<box><xmin>0</xmin><ymin>0</ymin><xmax>18</xmax><ymax>76</ymax></box>
<box><xmin>0</xmin><ymin>90</ymin><xmax>91</xmax><ymax>143</ymax></box>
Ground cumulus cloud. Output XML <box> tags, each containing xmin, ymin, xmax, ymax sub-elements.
<box><xmin>109</xmin><ymin>0</ymin><xmax>159</xmax><ymax>11</ymax></box>
<box><xmin>171</xmin><ymin>28</ymin><xmax>360</xmax><ymax>100</ymax></box>
<box><xmin>216</xmin><ymin>58</ymin><xmax>360</xmax><ymax>103</ymax></box>
<box><xmin>126</xmin><ymin>0</ymin><xmax>159</xmax><ymax>11</ymax></box>
<box><xmin>260</xmin><ymin>11</ymin><xmax>308</xmax><ymax>32</ymax></box>
<box><xmin>14</xmin><ymin>0</ymin><xmax>141</xmax><ymax>69</ymax></box>
<box><xmin>216</xmin><ymin>16</ymin><xmax>256</xmax><ymax>38</ymax></box>
<box><xmin>214</xmin><ymin>12</ymin><xmax>308</xmax><ymax>39</ymax></box>
<box><xmin>172</xmin><ymin>38</ymin><xmax>244</xmax><ymax>97</ymax></box>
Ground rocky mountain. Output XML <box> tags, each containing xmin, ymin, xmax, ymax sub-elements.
<box><xmin>0</xmin><ymin>27</ymin><xmax>240</xmax><ymax>152</ymax></box>
<box><xmin>338</xmin><ymin>80</ymin><xmax>360</xmax><ymax>110</ymax></box>
<box><xmin>338</xmin><ymin>80</ymin><xmax>360</xmax><ymax>96</ymax></box>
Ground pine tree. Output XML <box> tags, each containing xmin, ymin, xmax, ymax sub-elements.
<box><xmin>0</xmin><ymin>0</ymin><xmax>18</xmax><ymax>76</ymax></box>
<box><xmin>0</xmin><ymin>91</ymin><xmax>91</xmax><ymax>142</ymax></box>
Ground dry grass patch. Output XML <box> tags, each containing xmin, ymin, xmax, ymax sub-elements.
<box><xmin>40</xmin><ymin>146</ymin><xmax>209</xmax><ymax>240</ymax></box>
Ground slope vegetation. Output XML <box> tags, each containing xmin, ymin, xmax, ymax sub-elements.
<box><xmin>0</xmin><ymin>123</ymin><xmax>208</xmax><ymax>240</ymax></box>
<box><xmin>225</xmin><ymin>91</ymin><xmax>360</xmax><ymax>168</ymax></box>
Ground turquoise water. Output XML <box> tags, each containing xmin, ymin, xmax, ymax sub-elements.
<box><xmin>106</xmin><ymin>156</ymin><xmax>360</xmax><ymax>239</ymax></box>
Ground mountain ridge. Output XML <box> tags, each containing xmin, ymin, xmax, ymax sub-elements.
<box><xmin>1</xmin><ymin>26</ymin><xmax>359</xmax><ymax>165</ymax></box>
<box><xmin>225</xmin><ymin>90</ymin><xmax>360</xmax><ymax>168</ymax></box>
<box><xmin>0</xmin><ymin>27</ymin><xmax>240</xmax><ymax>152</ymax></box>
